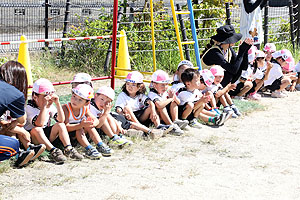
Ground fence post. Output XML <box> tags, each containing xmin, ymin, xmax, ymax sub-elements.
<box><xmin>289</xmin><ymin>0</ymin><xmax>295</xmax><ymax>49</ymax></box>
<box><xmin>296</xmin><ymin>0</ymin><xmax>300</xmax><ymax>46</ymax></box>
<box><xmin>264</xmin><ymin>0</ymin><xmax>269</xmax><ymax>45</ymax></box>
<box><xmin>176</xmin><ymin>4</ymin><xmax>190</xmax><ymax>61</ymax></box>
<box><xmin>225</xmin><ymin>2</ymin><xmax>231</xmax><ymax>25</ymax></box>
<box><xmin>44</xmin><ymin>0</ymin><xmax>49</xmax><ymax>48</ymax></box>
<box><xmin>61</xmin><ymin>0</ymin><xmax>71</xmax><ymax>56</ymax></box>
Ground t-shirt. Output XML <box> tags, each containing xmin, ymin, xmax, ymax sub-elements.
<box><xmin>0</xmin><ymin>80</ymin><xmax>25</xmax><ymax>118</ymax></box>
<box><xmin>148</xmin><ymin>88</ymin><xmax>169</xmax><ymax>103</ymax></box>
<box><xmin>241</xmin><ymin>64</ymin><xmax>264</xmax><ymax>81</ymax></box>
<box><xmin>264</xmin><ymin>62</ymin><xmax>283</xmax><ymax>86</ymax></box>
<box><xmin>115</xmin><ymin>92</ymin><xmax>149</xmax><ymax>112</ymax></box>
<box><xmin>295</xmin><ymin>61</ymin><xmax>300</xmax><ymax>73</ymax></box>
<box><xmin>171</xmin><ymin>81</ymin><xmax>185</xmax><ymax>94</ymax></box>
<box><xmin>207</xmin><ymin>83</ymin><xmax>223</xmax><ymax>94</ymax></box>
<box><xmin>24</xmin><ymin>100</ymin><xmax>58</xmax><ymax>130</ymax></box>
<box><xmin>89</xmin><ymin>99</ymin><xmax>104</xmax><ymax>118</ymax></box>
<box><xmin>177</xmin><ymin>87</ymin><xmax>202</xmax><ymax>106</ymax></box>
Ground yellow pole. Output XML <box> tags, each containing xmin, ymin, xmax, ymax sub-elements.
<box><xmin>150</xmin><ymin>0</ymin><xmax>156</xmax><ymax>72</ymax></box>
<box><xmin>170</xmin><ymin>0</ymin><xmax>184</xmax><ymax>60</ymax></box>
<box><xmin>17</xmin><ymin>35</ymin><xmax>33</xmax><ymax>94</ymax></box>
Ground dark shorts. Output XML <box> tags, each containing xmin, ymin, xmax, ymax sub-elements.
<box><xmin>247</xmin><ymin>80</ymin><xmax>258</xmax><ymax>95</ymax></box>
<box><xmin>110</xmin><ymin>112</ymin><xmax>131</xmax><ymax>130</ymax></box>
<box><xmin>178</xmin><ymin>103</ymin><xmax>195</xmax><ymax>121</ymax></box>
<box><xmin>0</xmin><ymin>135</ymin><xmax>19</xmax><ymax>161</ymax></box>
<box><xmin>43</xmin><ymin>126</ymin><xmax>63</xmax><ymax>147</ymax></box>
<box><xmin>133</xmin><ymin>107</ymin><xmax>152</xmax><ymax>127</ymax></box>
<box><xmin>265</xmin><ymin>78</ymin><xmax>282</xmax><ymax>91</ymax></box>
<box><xmin>228</xmin><ymin>82</ymin><xmax>244</xmax><ymax>96</ymax></box>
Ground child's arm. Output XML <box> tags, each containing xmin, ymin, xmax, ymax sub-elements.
<box><xmin>85</xmin><ymin>109</ymin><xmax>99</xmax><ymax>128</ymax></box>
<box><xmin>147</xmin><ymin>99</ymin><xmax>159</xmax><ymax>122</ymax></box>
<box><xmin>51</xmin><ymin>94</ymin><xmax>65</xmax><ymax>123</ymax></box>
<box><xmin>34</xmin><ymin>95</ymin><xmax>51</xmax><ymax>127</ymax></box>
<box><xmin>215</xmin><ymin>83</ymin><xmax>236</xmax><ymax>98</ymax></box>
<box><xmin>263</xmin><ymin>61</ymin><xmax>273</xmax><ymax>81</ymax></box>
<box><xmin>62</xmin><ymin>104</ymin><xmax>87</xmax><ymax>132</ymax></box>
<box><xmin>96</xmin><ymin>103</ymin><xmax>112</xmax><ymax>128</ymax></box>
<box><xmin>154</xmin><ymin>98</ymin><xmax>173</xmax><ymax>109</ymax></box>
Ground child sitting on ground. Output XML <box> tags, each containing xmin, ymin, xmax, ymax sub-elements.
<box><xmin>172</xmin><ymin>60</ymin><xmax>194</xmax><ymax>93</ymax></box>
<box><xmin>91</xmin><ymin>86</ymin><xmax>164</xmax><ymax>140</ymax></box>
<box><xmin>63</xmin><ymin>84</ymin><xmax>112</xmax><ymax>158</ymax></box>
<box><xmin>24</xmin><ymin>78</ymin><xmax>83</xmax><ymax>164</ymax></box>
<box><xmin>148</xmin><ymin>70</ymin><xmax>188</xmax><ymax>136</ymax></box>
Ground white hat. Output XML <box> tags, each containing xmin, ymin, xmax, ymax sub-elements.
<box><xmin>177</xmin><ymin>60</ymin><xmax>194</xmax><ymax>70</ymax></box>
<box><xmin>71</xmin><ymin>73</ymin><xmax>92</xmax><ymax>83</ymax></box>
<box><xmin>33</xmin><ymin>78</ymin><xmax>55</xmax><ymax>95</ymax></box>
<box><xmin>248</xmin><ymin>46</ymin><xmax>258</xmax><ymax>64</ymax></box>
<box><xmin>96</xmin><ymin>86</ymin><xmax>115</xmax><ymax>101</ymax></box>
<box><xmin>125</xmin><ymin>71</ymin><xmax>143</xmax><ymax>83</ymax></box>
<box><xmin>263</xmin><ymin>43</ymin><xmax>276</xmax><ymax>52</ymax></box>
<box><xmin>255</xmin><ymin>50</ymin><xmax>266</xmax><ymax>58</ymax></box>
<box><xmin>200</xmin><ymin>69</ymin><xmax>214</xmax><ymax>87</ymax></box>
<box><xmin>152</xmin><ymin>70</ymin><xmax>170</xmax><ymax>83</ymax></box>
<box><xmin>72</xmin><ymin>84</ymin><xmax>94</xmax><ymax>100</ymax></box>
<box><xmin>210</xmin><ymin>65</ymin><xmax>224</xmax><ymax>77</ymax></box>
<box><xmin>272</xmin><ymin>49</ymin><xmax>293</xmax><ymax>62</ymax></box>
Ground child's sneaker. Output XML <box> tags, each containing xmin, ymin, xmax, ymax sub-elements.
<box><xmin>126</xmin><ymin>129</ymin><xmax>144</xmax><ymax>138</ymax></box>
<box><xmin>51</xmin><ymin>148</ymin><xmax>67</xmax><ymax>164</ymax></box>
<box><xmin>173</xmin><ymin>119</ymin><xmax>189</xmax><ymax>129</ymax></box>
<box><xmin>120</xmin><ymin>134</ymin><xmax>133</xmax><ymax>146</ymax></box>
<box><xmin>97</xmin><ymin>144</ymin><xmax>113</xmax><ymax>157</ymax></box>
<box><xmin>28</xmin><ymin>144</ymin><xmax>46</xmax><ymax>161</ymax></box>
<box><xmin>64</xmin><ymin>147</ymin><xmax>84</xmax><ymax>160</ymax></box>
<box><xmin>149</xmin><ymin>128</ymin><xmax>164</xmax><ymax>139</ymax></box>
<box><xmin>157</xmin><ymin>124</ymin><xmax>174</xmax><ymax>135</ymax></box>
<box><xmin>248</xmin><ymin>92</ymin><xmax>261</xmax><ymax>100</ymax></box>
<box><xmin>189</xmin><ymin>118</ymin><xmax>203</xmax><ymax>129</ymax></box>
<box><xmin>271</xmin><ymin>91</ymin><xmax>286</xmax><ymax>98</ymax></box>
<box><xmin>15</xmin><ymin>150</ymin><xmax>35</xmax><ymax>167</ymax></box>
<box><xmin>108</xmin><ymin>135</ymin><xmax>128</xmax><ymax>147</ymax></box>
<box><xmin>169</xmin><ymin>124</ymin><xmax>184</xmax><ymax>136</ymax></box>
<box><xmin>214</xmin><ymin>113</ymin><xmax>227</xmax><ymax>126</ymax></box>
<box><xmin>230</xmin><ymin>104</ymin><xmax>242</xmax><ymax>116</ymax></box>
<box><xmin>223</xmin><ymin>106</ymin><xmax>237</xmax><ymax>118</ymax></box>
<box><xmin>86</xmin><ymin>147</ymin><xmax>102</xmax><ymax>159</ymax></box>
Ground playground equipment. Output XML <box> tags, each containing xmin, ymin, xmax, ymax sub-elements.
<box><xmin>170</xmin><ymin>0</ymin><xmax>202</xmax><ymax>69</ymax></box>
<box><xmin>116</xmin><ymin>30</ymin><xmax>131</xmax><ymax>76</ymax></box>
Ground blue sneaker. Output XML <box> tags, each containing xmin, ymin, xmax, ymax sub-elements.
<box><xmin>86</xmin><ymin>147</ymin><xmax>102</xmax><ymax>159</ymax></box>
<box><xmin>97</xmin><ymin>144</ymin><xmax>114</xmax><ymax>157</ymax></box>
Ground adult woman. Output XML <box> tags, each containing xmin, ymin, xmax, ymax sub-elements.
<box><xmin>0</xmin><ymin>61</ymin><xmax>34</xmax><ymax>167</ymax></box>
<box><xmin>201</xmin><ymin>25</ymin><xmax>253</xmax><ymax>87</ymax></box>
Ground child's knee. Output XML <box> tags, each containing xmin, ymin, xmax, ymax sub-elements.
<box><xmin>186</xmin><ymin>102</ymin><xmax>194</xmax><ymax>110</ymax></box>
<box><xmin>30</xmin><ymin>127</ymin><xmax>44</xmax><ymax>136</ymax></box>
<box><xmin>244</xmin><ymin>81</ymin><xmax>253</xmax><ymax>89</ymax></box>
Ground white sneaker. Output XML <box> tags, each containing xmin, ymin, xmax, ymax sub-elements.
<box><xmin>233</xmin><ymin>96</ymin><xmax>247</xmax><ymax>101</ymax></box>
<box><xmin>188</xmin><ymin>118</ymin><xmax>203</xmax><ymax>129</ymax></box>
<box><xmin>169</xmin><ymin>124</ymin><xmax>184</xmax><ymax>136</ymax></box>
<box><xmin>271</xmin><ymin>91</ymin><xmax>286</xmax><ymax>98</ymax></box>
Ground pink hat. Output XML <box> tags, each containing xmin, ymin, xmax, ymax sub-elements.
<box><xmin>96</xmin><ymin>86</ymin><xmax>115</xmax><ymax>101</ymax></box>
<box><xmin>272</xmin><ymin>49</ymin><xmax>293</xmax><ymax>62</ymax></box>
<box><xmin>33</xmin><ymin>78</ymin><xmax>55</xmax><ymax>95</ymax></box>
<box><xmin>200</xmin><ymin>69</ymin><xmax>214</xmax><ymax>87</ymax></box>
<box><xmin>177</xmin><ymin>60</ymin><xmax>194</xmax><ymax>70</ymax></box>
<box><xmin>282</xmin><ymin>57</ymin><xmax>295</xmax><ymax>72</ymax></box>
<box><xmin>210</xmin><ymin>65</ymin><xmax>224</xmax><ymax>77</ymax></box>
<box><xmin>263</xmin><ymin>43</ymin><xmax>276</xmax><ymax>52</ymax></box>
<box><xmin>72</xmin><ymin>84</ymin><xmax>94</xmax><ymax>100</ymax></box>
<box><xmin>255</xmin><ymin>50</ymin><xmax>266</xmax><ymax>59</ymax></box>
<box><xmin>248</xmin><ymin>46</ymin><xmax>258</xmax><ymax>64</ymax></box>
<box><xmin>152</xmin><ymin>70</ymin><xmax>170</xmax><ymax>83</ymax></box>
<box><xmin>71</xmin><ymin>73</ymin><xmax>92</xmax><ymax>83</ymax></box>
<box><xmin>125</xmin><ymin>71</ymin><xmax>143</xmax><ymax>83</ymax></box>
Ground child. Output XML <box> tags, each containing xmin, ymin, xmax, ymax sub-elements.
<box><xmin>25</xmin><ymin>78</ymin><xmax>83</xmax><ymax>164</ymax></box>
<box><xmin>148</xmin><ymin>70</ymin><xmax>189</xmax><ymax>135</ymax></box>
<box><xmin>172</xmin><ymin>60</ymin><xmax>194</xmax><ymax>93</ymax></box>
<box><xmin>263</xmin><ymin>43</ymin><xmax>276</xmax><ymax>62</ymax></box>
<box><xmin>115</xmin><ymin>71</ymin><xmax>175</xmax><ymax>134</ymax></box>
<box><xmin>63</xmin><ymin>84</ymin><xmax>112</xmax><ymax>158</ymax></box>
<box><xmin>91</xmin><ymin>86</ymin><xmax>164</xmax><ymax>140</ymax></box>
<box><xmin>293</xmin><ymin>61</ymin><xmax>300</xmax><ymax>91</ymax></box>
<box><xmin>264</xmin><ymin>49</ymin><xmax>294</xmax><ymax>98</ymax></box>
<box><xmin>71</xmin><ymin>72</ymin><xmax>93</xmax><ymax>88</ymax></box>
<box><xmin>209</xmin><ymin>65</ymin><xmax>241</xmax><ymax>118</ymax></box>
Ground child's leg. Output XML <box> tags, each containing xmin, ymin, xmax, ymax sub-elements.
<box><xmin>85</xmin><ymin>127</ymin><xmax>102</xmax><ymax>145</ymax></box>
<box><xmin>129</xmin><ymin>122</ymin><xmax>150</xmax><ymax>133</ymax></box>
<box><xmin>123</xmin><ymin>106</ymin><xmax>139</xmax><ymax>123</ymax></box>
<box><xmin>49</xmin><ymin>122</ymin><xmax>72</xmax><ymax>150</ymax></box>
<box><xmin>139</xmin><ymin>107</ymin><xmax>160</xmax><ymax>127</ymax></box>
<box><xmin>169</xmin><ymin>101</ymin><xmax>179</xmax><ymax>122</ymax></box>
<box><xmin>30</xmin><ymin>127</ymin><xmax>54</xmax><ymax>151</ymax></box>
<box><xmin>75</xmin><ymin>129</ymin><xmax>90</xmax><ymax>148</ymax></box>
<box><xmin>201</xmin><ymin>109</ymin><xmax>217</xmax><ymax>117</ymax></box>
<box><xmin>97</xmin><ymin>120</ymin><xmax>114</xmax><ymax>138</ymax></box>
<box><xmin>219</xmin><ymin>95</ymin><xmax>229</xmax><ymax>107</ymax></box>
<box><xmin>157</xmin><ymin>107</ymin><xmax>172</xmax><ymax>125</ymax></box>
<box><xmin>254</xmin><ymin>79</ymin><xmax>264</xmax><ymax>92</ymax></box>
<box><xmin>224</xmin><ymin>93</ymin><xmax>234</xmax><ymax>105</ymax></box>
<box><xmin>12</xmin><ymin>126</ymin><xmax>31</xmax><ymax>149</ymax></box>
<box><xmin>181</xmin><ymin>102</ymin><xmax>194</xmax><ymax>120</ymax></box>
<box><xmin>237</xmin><ymin>81</ymin><xmax>253</xmax><ymax>96</ymax></box>
<box><xmin>278</xmin><ymin>77</ymin><xmax>292</xmax><ymax>91</ymax></box>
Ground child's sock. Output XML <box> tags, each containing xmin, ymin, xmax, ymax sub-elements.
<box><xmin>96</xmin><ymin>142</ymin><xmax>104</xmax><ymax>147</ymax></box>
<box><xmin>208</xmin><ymin>117</ymin><xmax>216</xmax><ymax>123</ymax></box>
<box><xmin>64</xmin><ymin>144</ymin><xmax>72</xmax><ymax>151</ymax></box>
<box><xmin>85</xmin><ymin>145</ymin><xmax>92</xmax><ymax>151</ymax></box>
<box><xmin>50</xmin><ymin>147</ymin><xmax>56</xmax><ymax>153</ymax></box>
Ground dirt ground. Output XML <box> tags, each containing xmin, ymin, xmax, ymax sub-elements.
<box><xmin>1</xmin><ymin>91</ymin><xmax>300</xmax><ymax>200</ymax></box>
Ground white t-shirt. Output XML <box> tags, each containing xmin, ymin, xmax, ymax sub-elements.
<box><xmin>295</xmin><ymin>61</ymin><xmax>300</xmax><ymax>73</ymax></box>
<box><xmin>264</xmin><ymin>63</ymin><xmax>283</xmax><ymax>86</ymax></box>
<box><xmin>115</xmin><ymin>92</ymin><xmax>149</xmax><ymax>112</ymax></box>
<box><xmin>148</xmin><ymin>88</ymin><xmax>169</xmax><ymax>103</ymax></box>
<box><xmin>171</xmin><ymin>81</ymin><xmax>185</xmax><ymax>94</ymax></box>
<box><xmin>242</xmin><ymin>64</ymin><xmax>265</xmax><ymax>81</ymax></box>
<box><xmin>89</xmin><ymin>99</ymin><xmax>104</xmax><ymax>118</ymax></box>
<box><xmin>24</xmin><ymin>100</ymin><xmax>57</xmax><ymax>130</ymax></box>
<box><xmin>177</xmin><ymin>87</ymin><xmax>202</xmax><ymax>106</ymax></box>
<box><xmin>207</xmin><ymin>83</ymin><xmax>223</xmax><ymax>94</ymax></box>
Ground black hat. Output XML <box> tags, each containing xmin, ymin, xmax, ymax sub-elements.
<box><xmin>211</xmin><ymin>25</ymin><xmax>242</xmax><ymax>44</ymax></box>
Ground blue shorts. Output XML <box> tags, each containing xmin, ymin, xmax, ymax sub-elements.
<box><xmin>0</xmin><ymin>135</ymin><xmax>20</xmax><ymax>161</ymax></box>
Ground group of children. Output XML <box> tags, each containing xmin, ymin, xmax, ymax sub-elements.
<box><xmin>1</xmin><ymin>42</ymin><xmax>300</xmax><ymax>167</ymax></box>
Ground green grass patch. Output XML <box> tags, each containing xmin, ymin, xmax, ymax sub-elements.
<box><xmin>232</xmin><ymin>99</ymin><xmax>265</xmax><ymax>114</ymax></box>
<box><xmin>0</xmin><ymin>160</ymin><xmax>12</xmax><ymax>174</ymax></box>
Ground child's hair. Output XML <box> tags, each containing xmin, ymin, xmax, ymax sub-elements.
<box><xmin>0</xmin><ymin>61</ymin><xmax>28</xmax><ymax>99</ymax></box>
<box><xmin>181</xmin><ymin>68</ymin><xmax>200</xmax><ymax>85</ymax></box>
<box><xmin>121</xmin><ymin>82</ymin><xmax>146</xmax><ymax>96</ymax></box>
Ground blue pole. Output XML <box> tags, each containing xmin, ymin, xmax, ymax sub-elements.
<box><xmin>187</xmin><ymin>0</ymin><xmax>202</xmax><ymax>70</ymax></box>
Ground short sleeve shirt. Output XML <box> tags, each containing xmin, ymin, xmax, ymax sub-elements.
<box><xmin>177</xmin><ymin>87</ymin><xmax>202</xmax><ymax>106</ymax></box>
<box><xmin>207</xmin><ymin>83</ymin><xmax>223</xmax><ymax>94</ymax></box>
<box><xmin>89</xmin><ymin>99</ymin><xmax>104</xmax><ymax>118</ymax></box>
<box><xmin>264</xmin><ymin>63</ymin><xmax>283</xmax><ymax>86</ymax></box>
<box><xmin>115</xmin><ymin>92</ymin><xmax>149</xmax><ymax>112</ymax></box>
<box><xmin>0</xmin><ymin>80</ymin><xmax>25</xmax><ymax>118</ymax></box>
<box><xmin>148</xmin><ymin>88</ymin><xmax>169</xmax><ymax>103</ymax></box>
<box><xmin>24</xmin><ymin>100</ymin><xmax>58</xmax><ymax>130</ymax></box>
<box><xmin>171</xmin><ymin>81</ymin><xmax>185</xmax><ymax>94</ymax></box>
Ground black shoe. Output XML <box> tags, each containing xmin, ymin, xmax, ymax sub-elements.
<box><xmin>15</xmin><ymin>150</ymin><xmax>35</xmax><ymax>167</ymax></box>
<box><xmin>29</xmin><ymin>144</ymin><xmax>46</xmax><ymax>160</ymax></box>
<box><xmin>214</xmin><ymin>113</ymin><xmax>226</xmax><ymax>126</ymax></box>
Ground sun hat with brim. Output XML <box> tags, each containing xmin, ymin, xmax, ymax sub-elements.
<box><xmin>255</xmin><ymin>50</ymin><xmax>266</xmax><ymax>59</ymax></box>
<box><xmin>71</xmin><ymin>73</ymin><xmax>92</xmax><ymax>83</ymax></box>
<box><xmin>33</xmin><ymin>78</ymin><xmax>55</xmax><ymax>95</ymax></box>
<box><xmin>72</xmin><ymin>84</ymin><xmax>94</xmax><ymax>100</ymax></box>
<box><xmin>177</xmin><ymin>60</ymin><xmax>194</xmax><ymax>70</ymax></box>
<box><xmin>200</xmin><ymin>69</ymin><xmax>215</xmax><ymax>87</ymax></box>
<box><xmin>210</xmin><ymin>65</ymin><xmax>224</xmax><ymax>77</ymax></box>
<box><xmin>96</xmin><ymin>86</ymin><xmax>115</xmax><ymax>101</ymax></box>
<box><xmin>211</xmin><ymin>25</ymin><xmax>242</xmax><ymax>44</ymax></box>
<box><xmin>263</xmin><ymin>43</ymin><xmax>276</xmax><ymax>52</ymax></box>
<box><xmin>152</xmin><ymin>70</ymin><xmax>170</xmax><ymax>83</ymax></box>
<box><xmin>125</xmin><ymin>71</ymin><xmax>144</xmax><ymax>83</ymax></box>
<box><xmin>272</xmin><ymin>49</ymin><xmax>293</xmax><ymax>62</ymax></box>
<box><xmin>282</xmin><ymin>57</ymin><xmax>295</xmax><ymax>72</ymax></box>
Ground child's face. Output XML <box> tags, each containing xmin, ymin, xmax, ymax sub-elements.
<box><xmin>94</xmin><ymin>93</ymin><xmax>112</xmax><ymax>109</ymax></box>
<box><xmin>33</xmin><ymin>93</ymin><xmax>54</xmax><ymax>108</ymax></box>
<box><xmin>125</xmin><ymin>82</ymin><xmax>139</xmax><ymax>96</ymax></box>
<box><xmin>214</xmin><ymin>75</ymin><xmax>223</xmax><ymax>84</ymax></box>
<box><xmin>198</xmin><ymin>77</ymin><xmax>207</xmax><ymax>90</ymax></box>
<box><xmin>264</xmin><ymin>51</ymin><xmax>273</xmax><ymax>61</ymax></box>
<box><xmin>186</xmin><ymin>74</ymin><xmax>200</xmax><ymax>90</ymax></box>
<box><xmin>177</xmin><ymin>65</ymin><xmax>190</xmax><ymax>82</ymax></box>
<box><xmin>153</xmin><ymin>82</ymin><xmax>168</xmax><ymax>94</ymax></box>
<box><xmin>70</xmin><ymin>93</ymin><xmax>89</xmax><ymax>109</ymax></box>
<box><xmin>256</xmin><ymin>57</ymin><xmax>265</xmax><ymax>67</ymax></box>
